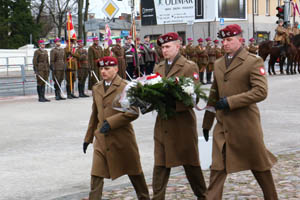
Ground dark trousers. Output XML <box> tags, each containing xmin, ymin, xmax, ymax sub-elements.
<box><xmin>126</xmin><ymin>62</ymin><xmax>135</xmax><ymax>80</ymax></box>
<box><xmin>206</xmin><ymin>169</ymin><xmax>278</xmax><ymax>200</ymax></box>
<box><xmin>152</xmin><ymin>165</ymin><xmax>207</xmax><ymax>200</ymax></box>
<box><xmin>89</xmin><ymin>174</ymin><xmax>150</xmax><ymax>200</ymax></box>
<box><xmin>145</xmin><ymin>61</ymin><xmax>155</xmax><ymax>75</ymax></box>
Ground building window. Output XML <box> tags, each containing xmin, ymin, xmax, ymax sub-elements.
<box><xmin>218</xmin><ymin>0</ymin><xmax>246</xmax><ymax>19</ymax></box>
<box><xmin>266</xmin><ymin>0</ymin><xmax>270</xmax><ymax>15</ymax></box>
<box><xmin>195</xmin><ymin>0</ymin><xmax>204</xmax><ymax>19</ymax></box>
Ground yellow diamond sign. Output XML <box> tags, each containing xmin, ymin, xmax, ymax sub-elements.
<box><xmin>102</xmin><ymin>0</ymin><xmax>119</xmax><ymax>19</ymax></box>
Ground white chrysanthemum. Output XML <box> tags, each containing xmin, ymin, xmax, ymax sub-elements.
<box><xmin>146</xmin><ymin>76</ymin><xmax>162</xmax><ymax>85</ymax></box>
<box><xmin>182</xmin><ymin>83</ymin><xmax>194</xmax><ymax>95</ymax></box>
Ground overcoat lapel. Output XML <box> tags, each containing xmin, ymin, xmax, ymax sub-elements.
<box><xmin>166</xmin><ymin>56</ymin><xmax>184</xmax><ymax>78</ymax></box>
<box><xmin>103</xmin><ymin>75</ymin><xmax>121</xmax><ymax>99</ymax></box>
<box><xmin>225</xmin><ymin>48</ymin><xmax>247</xmax><ymax>75</ymax></box>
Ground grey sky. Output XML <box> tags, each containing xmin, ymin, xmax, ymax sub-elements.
<box><xmin>89</xmin><ymin>0</ymin><xmax>140</xmax><ymax>18</ymax></box>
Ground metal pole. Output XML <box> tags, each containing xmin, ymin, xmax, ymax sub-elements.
<box><xmin>252</xmin><ymin>0</ymin><xmax>255</xmax><ymax>38</ymax></box>
<box><xmin>284</xmin><ymin>0</ymin><xmax>290</xmax><ymax>25</ymax></box>
<box><xmin>21</xmin><ymin>65</ymin><xmax>26</xmax><ymax>96</ymax></box>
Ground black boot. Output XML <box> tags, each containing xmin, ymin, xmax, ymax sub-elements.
<box><xmin>37</xmin><ymin>86</ymin><xmax>45</xmax><ymax>102</ymax></box>
<box><xmin>80</xmin><ymin>84</ymin><xmax>89</xmax><ymax>97</ymax></box>
<box><xmin>42</xmin><ymin>85</ymin><xmax>50</xmax><ymax>102</ymax></box>
<box><xmin>199</xmin><ymin>72</ymin><xmax>205</xmax><ymax>85</ymax></box>
<box><xmin>78</xmin><ymin>83</ymin><xmax>84</xmax><ymax>97</ymax></box>
<box><xmin>55</xmin><ymin>90</ymin><xmax>60</xmax><ymax>100</ymax></box>
<box><xmin>206</xmin><ymin>72</ymin><xmax>212</xmax><ymax>84</ymax></box>
<box><xmin>67</xmin><ymin>85</ymin><xmax>73</xmax><ymax>99</ymax></box>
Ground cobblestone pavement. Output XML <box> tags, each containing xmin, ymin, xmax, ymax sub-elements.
<box><xmin>96</xmin><ymin>151</ymin><xmax>300</xmax><ymax>200</ymax></box>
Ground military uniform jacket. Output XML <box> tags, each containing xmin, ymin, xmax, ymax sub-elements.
<box><xmin>248</xmin><ymin>44</ymin><xmax>258</xmax><ymax>54</ymax></box>
<box><xmin>50</xmin><ymin>47</ymin><xmax>65</xmax><ymax>70</ymax></box>
<box><xmin>206</xmin><ymin>45</ymin><xmax>217</xmax><ymax>64</ymax></box>
<box><xmin>124</xmin><ymin>43</ymin><xmax>135</xmax><ymax>64</ymax></box>
<box><xmin>195</xmin><ymin>45</ymin><xmax>208</xmax><ymax>65</ymax></box>
<box><xmin>33</xmin><ymin>48</ymin><xmax>50</xmax><ymax>71</ymax></box>
<box><xmin>137</xmin><ymin>44</ymin><xmax>146</xmax><ymax>65</ymax></box>
<box><xmin>64</xmin><ymin>47</ymin><xmax>78</xmax><ymax>71</ymax></box>
<box><xmin>84</xmin><ymin>75</ymin><xmax>143</xmax><ymax>180</ymax></box>
<box><xmin>153</xmin><ymin>55</ymin><xmax>201</xmax><ymax>168</ymax></box>
<box><xmin>88</xmin><ymin>44</ymin><xmax>104</xmax><ymax>70</ymax></box>
<box><xmin>292</xmin><ymin>27</ymin><xmax>300</xmax><ymax>35</ymax></box>
<box><xmin>274</xmin><ymin>25</ymin><xmax>286</xmax><ymax>41</ymax></box>
<box><xmin>142</xmin><ymin>42</ymin><xmax>155</xmax><ymax>62</ymax></box>
<box><xmin>75</xmin><ymin>47</ymin><xmax>89</xmax><ymax>69</ymax></box>
<box><xmin>111</xmin><ymin>45</ymin><xmax>127</xmax><ymax>78</ymax></box>
<box><xmin>185</xmin><ymin>44</ymin><xmax>196</xmax><ymax>62</ymax></box>
<box><xmin>202</xmin><ymin>48</ymin><xmax>277</xmax><ymax>173</ymax></box>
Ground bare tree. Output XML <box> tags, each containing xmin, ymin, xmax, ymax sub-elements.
<box><xmin>45</xmin><ymin>0</ymin><xmax>77</xmax><ymax>38</ymax></box>
<box><xmin>77</xmin><ymin>0</ymin><xmax>84</xmax><ymax>39</ymax></box>
<box><xmin>83</xmin><ymin>0</ymin><xmax>89</xmax><ymax>45</ymax></box>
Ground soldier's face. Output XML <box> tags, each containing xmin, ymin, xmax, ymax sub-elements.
<box><xmin>223</xmin><ymin>36</ymin><xmax>242</xmax><ymax>55</ymax></box>
<box><xmin>161</xmin><ymin>41</ymin><xmax>180</xmax><ymax>60</ymax></box>
<box><xmin>100</xmin><ymin>66</ymin><xmax>118</xmax><ymax>82</ymax></box>
<box><xmin>94</xmin><ymin>40</ymin><xmax>99</xmax><ymax>45</ymax></box>
<box><xmin>56</xmin><ymin>42</ymin><xmax>61</xmax><ymax>47</ymax></box>
<box><xmin>40</xmin><ymin>44</ymin><xmax>45</xmax><ymax>49</ymax></box>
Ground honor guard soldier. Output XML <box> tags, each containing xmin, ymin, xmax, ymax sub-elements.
<box><xmin>179</xmin><ymin>36</ymin><xmax>187</xmax><ymax>58</ymax></box>
<box><xmin>195</xmin><ymin>38</ymin><xmax>208</xmax><ymax>84</ymax></box>
<box><xmin>50</xmin><ymin>38</ymin><xmax>66</xmax><ymax>100</ymax></box>
<box><xmin>152</xmin><ymin>32</ymin><xmax>207</xmax><ymax>199</ymax></box>
<box><xmin>64</xmin><ymin>39</ymin><xmax>78</xmax><ymax>99</ymax></box>
<box><xmin>214</xmin><ymin>39</ymin><xmax>223</xmax><ymax>59</ymax></box>
<box><xmin>248</xmin><ymin>38</ymin><xmax>259</xmax><ymax>54</ymax></box>
<box><xmin>274</xmin><ymin>19</ymin><xmax>287</xmax><ymax>56</ymax></box>
<box><xmin>111</xmin><ymin>38</ymin><xmax>127</xmax><ymax>79</ymax></box>
<box><xmin>124</xmin><ymin>35</ymin><xmax>136</xmax><ymax>80</ymax></box>
<box><xmin>185</xmin><ymin>37</ymin><xmax>196</xmax><ymax>62</ymax></box>
<box><xmin>154</xmin><ymin>43</ymin><xmax>164</xmax><ymax>64</ymax></box>
<box><xmin>88</xmin><ymin>37</ymin><xmax>106</xmax><ymax>89</ymax></box>
<box><xmin>206</xmin><ymin>37</ymin><xmax>216</xmax><ymax>84</ymax></box>
<box><xmin>202</xmin><ymin>24</ymin><xmax>278</xmax><ymax>199</ymax></box>
<box><xmin>136</xmin><ymin>37</ymin><xmax>146</xmax><ymax>75</ymax></box>
<box><xmin>292</xmin><ymin>21</ymin><xmax>300</xmax><ymax>35</ymax></box>
<box><xmin>142</xmin><ymin>35</ymin><xmax>156</xmax><ymax>75</ymax></box>
<box><xmin>75</xmin><ymin>39</ymin><xmax>89</xmax><ymax>97</ymax></box>
<box><xmin>82</xmin><ymin>56</ymin><xmax>150</xmax><ymax>200</ymax></box>
<box><xmin>33</xmin><ymin>40</ymin><xmax>51</xmax><ymax>102</ymax></box>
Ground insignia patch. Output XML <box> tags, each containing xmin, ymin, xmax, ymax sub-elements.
<box><xmin>259</xmin><ymin>67</ymin><xmax>266</xmax><ymax>75</ymax></box>
<box><xmin>193</xmin><ymin>72</ymin><xmax>199</xmax><ymax>80</ymax></box>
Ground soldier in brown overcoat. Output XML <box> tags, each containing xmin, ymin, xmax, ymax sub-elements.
<box><xmin>136</xmin><ymin>37</ymin><xmax>146</xmax><ymax>75</ymax></box>
<box><xmin>111</xmin><ymin>38</ymin><xmax>127</xmax><ymax>79</ymax></box>
<box><xmin>64</xmin><ymin>40</ymin><xmax>78</xmax><ymax>99</ymax></box>
<box><xmin>152</xmin><ymin>32</ymin><xmax>207</xmax><ymax>200</ymax></box>
<box><xmin>206</xmin><ymin>37</ymin><xmax>216</xmax><ymax>84</ymax></box>
<box><xmin>88</xmin><ymin>37</ymin><xmax>104</xmax><ymax>90</ymax></box>
<box><xmin>50</xmin><ymin>38</ymin><xmax>66</xmax><ymax>100</ymax></box>
<box><xmin>202</xmin><ymin>24</ymin><xmax>278</xmax><ymax>199</ymax></box>
<box><xmin>75</xmin><ymin>39</ymin><xmax>89</xmax><ymax>97</ymax></box>
<box><xmin>185</xmin><ymin>38</ymin><xmax>197</xmax><ymax>63</ymax></box>
<box><xmin>195</xmin><ymin>38</ymin><xmax>208</xmax><ymax>84</ymax></box>
<box><xmin>33</xmin><ymin>40</ymin><xmax>50</xmax><ymax>102</ymax></box>
<box><xmin>292</xmin><ymin>21</ymin><xmax>300</xmax><ymax>35</ymax></box>
<box><xmin>143</xmin><ymin>35</ymin><xmax>156</xmax><ymax>75</ymax></box>
<box><xmin>247</xmin><ymin>38</ymin><xmax>259</xmax><ymax>54</ymax></box>
<box><xmin>124</xmin><ymin>36</ymin><xmax>136</xmax><ymax>80</ymax></box>
<box><xmin>83</xmin><ymin>56</ymin><xmax>150</xmax><ymax>200</ymax></box>
<box><xmin>274</xmin><ymin>19</ymin><xmax>288</xmax><ymax>56</ymax></box>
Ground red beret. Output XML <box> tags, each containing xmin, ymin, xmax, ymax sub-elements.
<box><xmin>99</xmin><ymin>56</ymin><xmax>118</xmax><ymax>67</ymax></box>
<box><xmin>249</xmin><ymin>38</ymin><xmax>255</xmax><ymax>42</ymax></box>
<box><xmin>213</xmin><ymin>39</ymin><xmax>219</xmax><ymax>43</ymax></box>
<box><xmin>93</xmin><ymin>37</ymin><xmax>99</xmax><ymax>41</ymax></box>
<box><xmin>77</xmin><ymin>39</ymin><xmax>83</xmax><ymax>43</ymax></box>
<box><xmin>206</xmin><ymin>37</ymin><xmax>211</xmax><ymax>42</ymax></box>
<box><xmin>187</xmin><ymin>37</ymin><xmax>193</xmax><ymax>41</ymax></box>
<box><xmin>197</xmin><ymin>38</ymin><xmax>203</xmax><ymax>43</ymax></box>
<box><xmin>38</xmin><ymin>40</ymin><xmax>45</xmax><ymax>44</ymax></box>
<box><xmin>116</xmin><ymin>38</ymin><xmax>121</xmax><ymax>42</ymax></box>
<box><xmin>218</xmin><ymin>24</ymin><xmax>242</xmax><ymax>39</ymax></box>
<box><xmin>157</xmin><ymin>32</ymin><xmax>179</xmax><ymax>46</ymax></box>
<box><xmin>54</xmin><ymin>38</ymin><xmax>60</xmax><ymax>43</ymax></box>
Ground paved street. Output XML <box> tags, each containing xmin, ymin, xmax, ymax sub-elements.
<box><xmin>0</xmin><ymin>74</ymin><xmax>300</xmax><ymax>200</ymax></box>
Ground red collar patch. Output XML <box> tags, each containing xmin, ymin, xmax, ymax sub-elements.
<box><xmin>193</xmin><ymin>72</ymin><xmax>199</xmax><ymax>80</ymax></box>
<box><xmin>259</xmin><ymin>67</ymin><xmax>266</xmax><ymax>75</ymax></box>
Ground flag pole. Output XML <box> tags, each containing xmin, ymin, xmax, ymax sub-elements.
<box><xmin>131</xmin><ymin>0</ymin><xmax>140</xmax><ymax>77</ymax></box>
<box><xmin>67</xmin><ymin>12</ymin><xmax>73</xmax><ymax>92</ymax></box>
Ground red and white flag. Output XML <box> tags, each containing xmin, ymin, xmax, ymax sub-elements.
<box><xmin>67</xmin><ymin>12</ymin><xmax>77</xmax><ymax>40</ymax></box>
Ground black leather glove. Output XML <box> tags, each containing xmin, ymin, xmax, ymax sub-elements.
<box><xmin>100</xmin><ymin>120</ymin><xmax>111</xmax><ymax>134</ymax></box>
<box><xmin>83</xmin><ymin>142</ymin><xmax>89</xmax><ymax>154</ymax></box>
<box><xmin>203</xmin><ymin>129</ymin><xmax>209</xmax><ymax>142</ymax></box>
<box><xmin>215</xmin><ymin>97</ymin><xmax>230</xmax><ymax>110</ymax></box>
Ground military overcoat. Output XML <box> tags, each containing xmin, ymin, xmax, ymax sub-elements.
<box><xmin>84</xmin><ymin>75</ymin><xmax>143</xmax><ymax>180</ymax></box>
<box><xmin>33</xmin><ymin>49</ymin><xmax>50</xmax><ymax>71</ymax></box>
<box><xmin>202</xmin><ymin>48</ymin><xmax>277</xmax><ymax>173</ymax></box>
<box><xmin>153</xmin><ymin>55</ymin><xmax>201</xmax><ymax>168</ymax></box>
<box><xmin>50</xmin><ymin>47</ymin><xmax>65</xmax><ymax>70</ymax></box>
<box><xmin>111</xmin><ymin>45</ymin><xmax>127</xmax><ymax>79</ymax></box>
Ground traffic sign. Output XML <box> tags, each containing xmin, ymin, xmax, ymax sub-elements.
<box><xmin>102</xmin><ymin>0</ymin><xmax>120</xmax><ymax>20</ymax></box>
<box><xmin>220</xmin><ymin>18</ymin><xmax>224</xmax><ymax>26</ymax></box>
